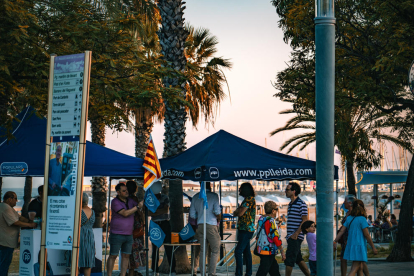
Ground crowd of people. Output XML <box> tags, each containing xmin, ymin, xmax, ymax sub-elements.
<box><xmin>0</xmin><ymin>179</ymin><xmax>401</xmax><ymax>276</ymax></box>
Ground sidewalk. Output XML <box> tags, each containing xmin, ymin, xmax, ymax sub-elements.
<box><xmin>104</xmin><ymin>259</ymin><xmax>414</xmax><ymax>276</ymax></box>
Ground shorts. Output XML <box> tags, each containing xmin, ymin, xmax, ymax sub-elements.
<box><xmin>284</xmin><ymin>238</ymin><xmax>304</xmax><ymax>267</ymax></box>
<box><xmin>109</xmin><ymin>233</ymin><xmax>133</xmax><ymax>255</ymax></box>
<box><xmin>309</xmin><ymin>260</ymin><xmax>317</xmax><ymax>275</ymax></box>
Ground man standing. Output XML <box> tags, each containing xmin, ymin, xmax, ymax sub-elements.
<box><xmin>148</xmin><ymin>181</ymin><xmax>176</xmax><ymax>274</ymax></box>
<box><xmin>49</xmin><ymin>145</ymin><xmax>62</xmax><ymax>192</ymax></box>
<box><xmin>107</xmin><ymin>183</ymin><xmax>141</xmax><ymax>276</ymax></box>
<box><xmin>28</xmin><ymin>185</ymin><xmax>44</xmax><ymax>222</ymax></box>
<box><xmin>284</xmin><ymin>182</ymin><xmax>310</xmax><ymax>276</ymax></box>
<box><xmin>190</xmin><ymin>182</ymin><xmax>221</xmax><ymax>276</ymax></box>
<box><xmin>0</xmin><ymin>191</ymin><xmax>37</xmax><ymax>276</ymax></box>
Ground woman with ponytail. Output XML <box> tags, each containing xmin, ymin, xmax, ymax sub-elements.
<box><xmin>334</xmin><ymin>200</ymin><xmax>378</xmax><ymax>276</ymax></box>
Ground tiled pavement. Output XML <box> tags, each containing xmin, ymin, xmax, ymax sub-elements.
<box><xmin>105</xmin><ymin>259</ymin><xmax>414</xmax><ymax>276</ymax></box>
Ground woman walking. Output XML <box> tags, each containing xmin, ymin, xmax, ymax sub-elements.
<box><xmin>79</xmin><ymin>192</ymin><xmax>95</xmax><ymax>276</ymax></box>
<box><xmin>126</xmin><ymin>181</ymin><xmax>145</xmax><ymax>276</ymax></box>
<box><xmin>233</xmin><ymin>182</ymin><xmax>256</xmax><ymax>276</ymax></box>
<box><xmin>334</xmin><ymin>200</ymin><xmax>377</xmax><ymax>276</ymax></box>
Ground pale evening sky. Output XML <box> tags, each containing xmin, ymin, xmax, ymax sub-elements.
<box><xmin>99</xmin><ymin>0</ymin><xmax>309</xmax><ymax>159</ymax></box>
<box><xmin>5</xmin><ymin>1</ymin><xmax>407</xmax><ymax>189</ymax></box>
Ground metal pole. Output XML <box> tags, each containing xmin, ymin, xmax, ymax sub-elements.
<box><xmin>390</xmin><ymin>183</ymin><xmax>393</xmax><ymax>214</ymax></box>
<box><xmin>39</xmin><ymin>54</ymin><xmax>56</xmax><ymax>276</ymax></box>
<box><xmin>145</xmin><ymin>207</ymin><xmax>149</xmax><ymax>276</ymax></box>
<box><xmin>103</xmin><ymin>177</ymin><xmax>112</xmax><ymax>275</ymax></box>
<box><xmin>219</xmin><ymin>181</ymin><xmax>224</xmax><ymax>261</ymax></box>
<box><xmin>334</xmin><ymin>180</ymin><xmax>339</xmax><ymax>276</ymax></box>
<box><xmin>374</xmin><ymin>184</ymin><xmax>377</xmax><ymax>219</ymax></box>
<box><xmin>236</xmin><ymin>180</ymin><xmax>239</xmax><ymax>240</ymax></box>
<box><xmin>315</xmin><ymin>1</ymin><xmax>335</xmax><ymax>276</ymax></box>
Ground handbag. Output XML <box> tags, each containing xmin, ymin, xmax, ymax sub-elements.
<box><xmin>133</xmin><ymin>211</ymin><xmax>145</xmax><ymax>238</ymax></box>
<box><xmin>336</xmin><ymin>216</ymin><xmax>356</xmax><ymax>244</ymax></box>
<box><xmin>133</xmin><ymin>226</ymin><xmax>144</xmax><ymax>238</ymax></box>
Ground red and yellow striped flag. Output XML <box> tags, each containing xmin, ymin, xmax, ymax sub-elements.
<box><xmin>142</xmin><ymin>135</ymin><xmax>162</xmax><ymax>190</ymax></box>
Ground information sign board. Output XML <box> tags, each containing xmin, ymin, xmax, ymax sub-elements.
<box><xmin>44</xmin><ymin>52</ymin><xmax>90</xmax><ymax>254</ymax></box>
<box><xmin>51</xmin><ymin>54</ymin><xmax>85</xmax><ymax>136</ymax></box>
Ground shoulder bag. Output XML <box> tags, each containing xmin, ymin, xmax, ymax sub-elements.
<box><xmin>336</xmin><ymin>216</ymin><xmax>356</xmax><ymax>244</ymax></box>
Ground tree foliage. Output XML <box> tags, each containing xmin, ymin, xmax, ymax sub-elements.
<box><xmin>271</xmin><ymin>0</ymin><xmax>414</xmax><ymax>261</ymax></box>
<box><xmin>0</xmin><ymin>0</ymin><xmax>48</xmax><ymax>137</ymax></box>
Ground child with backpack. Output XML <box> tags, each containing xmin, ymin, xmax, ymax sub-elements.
<box><xmin>301</xmin><ymin>220</ymin><xmax>317</xmax><ymax>275</ymax></box>
<box><xmin>255</xmin><ymin>201</ymin><xmax>286</xmax><ymax>276</ymax></box>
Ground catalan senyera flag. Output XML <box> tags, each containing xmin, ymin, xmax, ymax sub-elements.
<box><xmin>142</xmin><ymin>135</ymin><xmax>162</xmax><ymax>190</ymax></box>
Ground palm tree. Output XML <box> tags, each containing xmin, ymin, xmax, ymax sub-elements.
<box><xmin>134</xmin><ymin>24</ymin><xmax>232</xmax><ymax>157</ymax></box>
<box><xmin>156</xmin><ymin>0</ymin><xmax>190</xmax><ymax>271</ymax></box>
<box><xmin>130</xmin><ymin>2</ymin><xmax>231</xmax><ymax>270</ymax></box>
<box><xmin>184</xmin><ymin>25</ymin><xmax>232</xmax><ymax>127</ymax></box>
<box><xmin>270</xmin><ymin>106</ymin><xmax>412</xmax><ymax>195</ymax></box>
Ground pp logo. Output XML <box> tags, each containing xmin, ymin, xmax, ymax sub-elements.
<box><xmin>146</xmin><ymin>193</ymin><xmax>155</xmax><ymax>207</ymax></box>
<box><xmin>22</xmin><ymin>249</ymin><xmax>31</xmax><ymax>264</ymax></box>
<box><xmin>209</xmin><ymin>167</ymin><xmax>219</xmax><ymax>179</ymax></box>
<box><xmin>67</xmin><ymin>236</ymin><xmax>72</xmax><ymax>244</ymax></box>
<box><xmin>194</xmin><ymin>167</ymin><xmax>202</xmax><ymax>179</ymax></box>
<box><xmin>150</xmin><ymin>228</ymin><xmax>162</xmax><ymax>240</ymax></box>
<box><xmin>181</xmin><ymin>225</ymin><xmax>189</xmax><ymax>235</ymax></box>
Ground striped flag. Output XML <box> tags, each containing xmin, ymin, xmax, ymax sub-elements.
<box><xmin>142</xmin><ymin>135</ymin><xmax>162</xmax><ymax>190</ymax></box>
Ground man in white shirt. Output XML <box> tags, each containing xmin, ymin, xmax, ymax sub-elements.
<box><xmin>190</xmin><ymin>182</ymin><xmax>221</xmax><ymax>276</ymax></box>
<box><xmin>0</xmin><ymin>191</ymin><xmax>37</xmax><ymax>276</ymax></box>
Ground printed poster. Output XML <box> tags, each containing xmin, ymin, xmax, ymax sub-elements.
<box><xmin>46</xmin><ymin>141</ymin><xmax>79</xmax><ymax>249</ymax></box>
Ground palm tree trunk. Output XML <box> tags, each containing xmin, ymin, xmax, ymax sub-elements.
<box><xmin>90</xmin><ymin>116</ymin><xmax>108</xmax><ymax>228</ymax></box>
<box><xmin>134</xmin><ymin>109</ymin><xmax>154</xmax><ymax>201</ymax></box>
<box><xmin>157</xmin><ymin>0</ymin><xmax>190</xmax><ymax>272</ymax></box>
<box><xmin>134</xmin><ymin>108</ymin><xmax>154</xmax><ymax>159</ymax></box>
<box><xmin>22</xmin><ymin>176</ymin><xmax>33</xmax><ymax>219</ymax></box>
<box><xmin>386</xmin><ymin>154</ymin><xmax>414</xmax><ymax>261</ymax></box>
<box><xmin>346</xmin><ymin>160</ymin><xmax>356</xmax><ymax>196</ymax></box>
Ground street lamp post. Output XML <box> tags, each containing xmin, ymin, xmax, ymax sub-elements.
<box><xmin>315</xmin><ymin>1</ymin><xmax>335</xmax><ymax>276</ymax></box>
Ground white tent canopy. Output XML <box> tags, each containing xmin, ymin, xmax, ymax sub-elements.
<box><xmin>221</xmin><ymin>195</ymin><xmax>238</xmax><ymax>207</ymax></box>
<box><xmin>266</xmin><ymin>195</ymin><xmax>291</xmax><ymax>205</ymax></box>
<box><xmin>255</xmin><ymin>195</ymin><xmax>272</xmax><ymax>205</ymax></box>
<box><xmin>301</xmin><ymin>195</ymin><xmax>316</xmax><ymax>205</ymax></box>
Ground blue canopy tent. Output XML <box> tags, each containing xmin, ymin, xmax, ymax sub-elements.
<box><xmin>356</xmin><ymin>170</ymin><xmax>408</xmax><ymax>220</ymax></box>
<box><xmin>0</xmin><ymin>107</ymin><xmax>145</xmax><ymax>177</ymax></box>
<box><xmin>160</xmin><ymin>129</ymin><xmax>339</xmax><ymax>181</ymax></box>
<box><xmin>160</xmin><ymin>130</ymin><xmax>340</xmax><ymax>264</ymax></box>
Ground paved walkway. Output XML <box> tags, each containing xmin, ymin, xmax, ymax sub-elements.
<box><xmin>104</xmin><ymin>259</ymin><xmax>414</xmax><ymax>276</ymax></box>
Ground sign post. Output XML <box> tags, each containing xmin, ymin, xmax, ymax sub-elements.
<box><xmin>409</xmin><ymin>60</ymin><xmax>414</xmax><ymax>95</ymax></box>
<box><xmin>40</xmin><ymin>52</ymin><xmax>92</xmax><ymax>276</ymax></box>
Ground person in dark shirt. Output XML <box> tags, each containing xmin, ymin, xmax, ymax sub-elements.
<box><xmin>28</xmin><ymin>185</ymin><xmax>44</xmax><ymax>221</ymax></box>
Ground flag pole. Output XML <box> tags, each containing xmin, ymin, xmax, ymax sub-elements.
<box><xmin>203</xmin><ymin>199</ymin><xmax>206</xmax><ymax>276</ymax></box>
<box><xmin>145</xmin><ymin>207</ymin><xmax>149</xmax><ymax>276</ymax></box>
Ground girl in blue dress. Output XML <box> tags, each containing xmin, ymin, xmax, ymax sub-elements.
<box><xmin>334</xmin><ymin>199</ymin><xmax>377</xmax><ymax>276</ymax></box>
